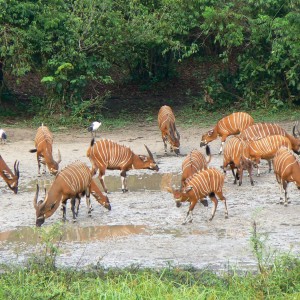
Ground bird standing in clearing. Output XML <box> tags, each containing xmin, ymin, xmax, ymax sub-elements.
<box><xmin>0</xmin><ymin>128</ymin><xmax>7</xmax><ymax>144</ymax></box>
<box><xmin>88</xmin><ymin>121</ymin><xmax>102</xmax><ymax>138</ymax></box>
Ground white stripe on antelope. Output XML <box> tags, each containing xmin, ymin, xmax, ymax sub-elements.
<box><xmin>273</xmin><ymin>147</ymin><xmax>300</xmax><ymax>206</ymax></box>
<box><xmin>158</xmin><ymin>105</ymin><xmax>180</xmax><ymax>155</ymax></box>
<box><xmin>222</xmin><ymin>136</ymin><xmax>255</xmax><ymax>186</ymax></box>
<box><xmin>240</xmin><ymin>122</ymin><xmax>300</xmax><ymax>154</ymax></box>
<box><xmin>33</xmin><ymin>161</ymin><xmax>92</xmax><ymax>226</ymax></box>
<box><xmin>200</xmin><ymin>112</ymin><xmax>254</xmax><ymax>154</ymax></box>
<box><xmin>87</xmin><ymin>138</ymin><xmax>159</xmax><ymax>193</ymax></box>
<box><xmin>0</xmin><ymin>155</ymin><xmax>20</xmax><ymax>194</ymax></box>
<box><xmin>29</xmin><ymin>124</ymin><xmax>61</xmax><ymax>175</ymax></box>
<box><xmin>181</xmin><ymin>146</ymin><xmax>211</xmax><ymax>187</ymax></box>
<box><xmin>167</xmin><ymin>168</ymin><xmax>228</xmax><ymax>224</ymax></box>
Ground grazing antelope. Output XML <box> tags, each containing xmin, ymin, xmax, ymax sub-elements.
<box><xmin>0</xmin><ymin>155</ymin><xmax>20</xmax><ymax>194</ymax></box>
<box><xmin>33</xmin><ymin>161</ymin><xmax>92</xmax><ymax>227</ymax></box>
<box><xmin>168</xmin><ymin>168</ymin><xmax>228</xmax><ymax>224</ymax></box>
<box><xmin>87</xmin><ymin>138</ymin><xmax>159</xmax><ymax>193</ymax></box>
<box><xmin>158</xmin><ymin>105</ymin><xmax>180</xmax><ymax>155</ymax></box>
<box><xmin>240</xmin><ymin>122</ymin><xmax>300</xmax><ymax>154</ymax></box>
<box><xmin>200</xmin><ymin>112</ymin><xmax>254</xmax><ymax>154</ymax></box>
<box><xmin>222</xmin><ymin>137</ymin><xmax>255</xmax><ymax>186</ymax></box>
<box><xmin>248</xmin><ymin>135</ymin><xmax>292</xmax><ymax>175</ymax></box>
<box><xmin>29</xmin><ymin>124</ymin><xmax>61</xmax><ymax>176</ymax></box>
<box><xmin>181</xmin><ymin>146</ymin><xmax>211</xmax><ymax>187</ymax></box>
<box><xmin>273</xmin><ymin>147</ymin><xmax>300</xmax><ymax>206</ymax></box>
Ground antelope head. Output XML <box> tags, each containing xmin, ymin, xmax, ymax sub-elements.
<box><xmin>143</xmin><ymin>145</ymin><xmax>159</xmax><ymax>171</ymax></box>
<box><xmin>168</xmin><ymin>124</ymin><xmax>180</xmax><ymax>155</ymax></box>
<box><xmin>1</xmin><ymin>159</ymin><xmax>20</xmax><ymax>194</ymax></box>
<box><xmin>33</xmin><ymin>184</ymin><xmax>58</xmax><ymax>227</ymax></box>
<box><xmin>200</xmin><ymin>128</ymin><xmax>216</xmax><ymax>147</ymax></box>
<box><xmin>49</xmin><ymin>149</ymin><xmax>62</xmax><ymax>175</ymax></box>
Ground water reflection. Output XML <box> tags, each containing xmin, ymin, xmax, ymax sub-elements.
<box><xmin>0</xmin><ymin>225</ymin><xmax>147</xmax><ymax>244</ymax></box>
<box><xmin>25</xmin><ymin>172</ymin><xmax>181</xmax><ymax>193</ymax></box>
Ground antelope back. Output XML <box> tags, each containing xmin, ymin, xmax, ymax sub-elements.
<box><xmin>57</xmin><ymin>161</ymin><xmax>92</xmax><ymax>194</ymax></box>
<box><xmin>185</xmin><ymin>168</ymin><xmax>225</xmax><ymax>200</ymax></box>
<box><xmin>223</xmin><ymin>136</ymin><xmax>249</xmax><ymax>166</ymax></box>
<box><xmin>274</xmin><ymin>147</ymin><xmax>300</xmax><ymax>179</ymax></box>
<box><xmin>0</xmin><ymin>155</ymin><xmax>20</xmax><ymax>193</ymax></box>
<box><xmin>249</xmin><ymin>135</ymin><xmax>292</xmax><ymax>159</ymax></box>
<box><xmin>217</xmin><ymin>112</ymin><xmax>254</xmax><ymax>136</ymax></box>
<box><xmin>35</xmin><ymin>125</ymin><xmax>53</xmax><ymax>150</ymax></box>
<box><xmin>88</xmin><ymin>139</ymin><xmax>133</xmax><ymax>170</ymax></box>
<box><xmin>158</xmin><ymin>105</ymin><xmax>180</xmax><ymax>148</ymax></box>
<box><xmin>182</xmin><ymin>149</ymin><xmax>208</xmax><ymax>182</ymax></box>
<box><xmin>240</xmin><ymin>123</ymin><xmax>286</xmax><ymax>141</ymax></box>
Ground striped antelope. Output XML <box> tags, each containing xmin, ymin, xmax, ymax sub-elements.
<box><xmin>158</xmin><ymin>105</ymin><xmax>180</xmax><ymax>155</ymax></box>
<box><xmin>29</xmin><ymin>124</ymin><xmax>61</xmax><ymax>175</ymax></box>
<box><xmin>167</xmin><ymin>168</ymin><xmax>228</xmax><ymax>224</ymax></box>
<box><xmin>181</xmin><ymin>146</ymin><xmax>211</xmax><ymax>187</ymax></box>
<box><xmin>200</xmin><ymin>112</ymin><xmax>254</xmax><ymax>154</ymax></box>
<box><xmin>0</xmin><ymin>155</ymin><xmax>20</xmax><ymax>194</ymax></box>
<box><xmin>222</xmin><ymin>136</ymin><xmax>255</xmax><ymax>186</ymax></box>
<box><xmin>240</xmin><ymin>122</ymin><xmax>300</xmax><ymax>154</ymax></box>
<box><xmin>247</xmin><ymin>135</ymin><xmax>292</xmax><ymax>175</ymax></box>
<box><xmin>87</xmin><ymin>138</ymin><xmax>159</xmax><ymax>193</ymax></box>
<box><xmin>273</xmin><ymin>147</ymin><xmax>300</xmax><ymax>206</ymax></box>
<box><xmin>33</xmin><ymin>161</ymin><xmax>92</xmax><ymax>227</ymax></box>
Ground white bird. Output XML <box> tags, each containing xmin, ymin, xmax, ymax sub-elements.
<box><xmin>88</xmin><ymin>121</ymin><xmax>102</xmax><ymax>138</ymax></box>
<box><xmin>0</xmin><ymin>128</ymin><xmax>7</xmax><ymax>144</ymax></box>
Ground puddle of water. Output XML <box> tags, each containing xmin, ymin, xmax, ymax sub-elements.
<box><xmin>0</xmin><ymin>225</ymin><xmax>147</xmax><ymax>244</ymax></box>
<box><xmin>25</xmin><ymin>172</ymin><xmax>181</xmax><ymax>193</ymax></box>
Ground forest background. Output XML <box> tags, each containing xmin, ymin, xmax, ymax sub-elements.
<box><xmin>0</xmin><ymin>0</ymin><xmax>300</xmax><ymax>124</ymax></box>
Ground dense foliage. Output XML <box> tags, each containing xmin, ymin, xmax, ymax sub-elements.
<box><xmin>0</xmin><ymin>0</ymin><xmax>299</xmax><ymax>114</ymax></box>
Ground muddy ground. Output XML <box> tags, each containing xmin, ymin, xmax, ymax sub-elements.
<box><xmin>0</xmin><ymin>121</ymin><xmax>299</xmax><ymax>271</ymax></box>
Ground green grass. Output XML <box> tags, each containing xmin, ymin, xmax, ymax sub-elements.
<box><xmin>0</xmin><ymin>256</ymin><xmax>300</xmax><ymax>300</ymax></box>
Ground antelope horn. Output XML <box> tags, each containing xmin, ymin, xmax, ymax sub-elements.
<box><xmin>33</xmin><ymin>184</ymin><xmax>40</xmax><ymax>209</ymax></box>
<box><xmin>14</xmin><ymin>160</ymin><xmax>20</xmax><ymax>178</ymax></box>
<box><xmin>57</xmin><ymin>149</ymin><xmax>62</xmax><ymax>164</ymax></box>
<box><xmin>144</xmin><ymin>144</ymin><xmax>154</xmax><ymax>160</ymax></box>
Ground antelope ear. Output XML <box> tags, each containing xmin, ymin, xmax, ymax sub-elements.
<box><xmin>138</xmin><ymin>155</ymin><xmax>148</xmax><ymax>162</ymax></box>
<box><xmin>2</xmin><ymin>170</ymin><xmax>13</xmax><ymax>180</ymax></box>
<box><xmin>208</xmin><ymin>129</ymin><xmax>214</xmax><ymax>136</ymax></box>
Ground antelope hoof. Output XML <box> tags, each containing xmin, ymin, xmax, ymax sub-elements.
<box><xmin>72</xmin><ymin>219</ymin><xmax>77</xmax><ymax>223</ymax></box>
<box><xmin>251</xmin><ymin>181</ymin><xmax>254</xmax><ymax>186</ymax></box>
<box><xmin>284</xmin><ymin>202</ymin><xmax>288</xmax><ymax>207</ymax></box>
<box><xmin>122</xmin><ymin>189</ymin><xmax>128</xmax><ymax>193</ymax></box>
<box><xmin>225</xmin><ymin>215</ymin><xmax>229</xmax><ymax>219</ymax></box>
<box><xmin>238</xmin><ymin>182</ymin><xmax>242</xmax><ymax>186</ymax></box>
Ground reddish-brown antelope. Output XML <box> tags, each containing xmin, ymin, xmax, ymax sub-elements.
<box><xmin>273</xmin><ymin>147</ymin><xmax>300</xmax><ymax>206</ymax></box>
<box><xmin>240</xmin><ymin>122</ymin><xmax>300</xmax><ymax>154</ymax></box>
<box><xmin>33</xmin><ymin>161</ymin><xmax>92</xmax><ymax>226</ymax></box>
<box><xmin>158</xmin><ymin>105</ymin><xmax>180</xmax><ymax>155</ymax></box>
<box><xmin>0</xmin><ymin>155</ymin><xmax>20</xmax><ymax>194</ymax></box>
<box><xmin>247</xmin><ymin>135</ymin><xmax>292</xmax><ymax>175</ymax></box>
<box><xmin>222</xmin><ymin>136</ymin><xmax>255</xmax><ymax>186</ymax></box>
<box><xmin>87</xmin><ymin>138</ymin><xmax>159</xmax><ymax>193</ymax></box>
<box><xmin>181</xmin><ymin>146</ymin><xmax>211</xmax><ymax>187</ymax></box>
<box><xmin>168</xmin><ymin>168</ymin><xmax>228</xmax><ymax>224</ymax></box>
<box><xmin>200</xmin><ymin>112</ymin><xmax>254</xmax><ymax>154</ymax></box>
<box><xmin>30</xmin><ymin>124</ymin><xmax>61</xmax><ymax>175</ymax></box>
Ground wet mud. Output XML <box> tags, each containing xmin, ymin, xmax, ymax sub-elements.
<box><xmin>0</xmin><ymin>122</ymin><xmax>299</xmax><ymax>270</ymax></box>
